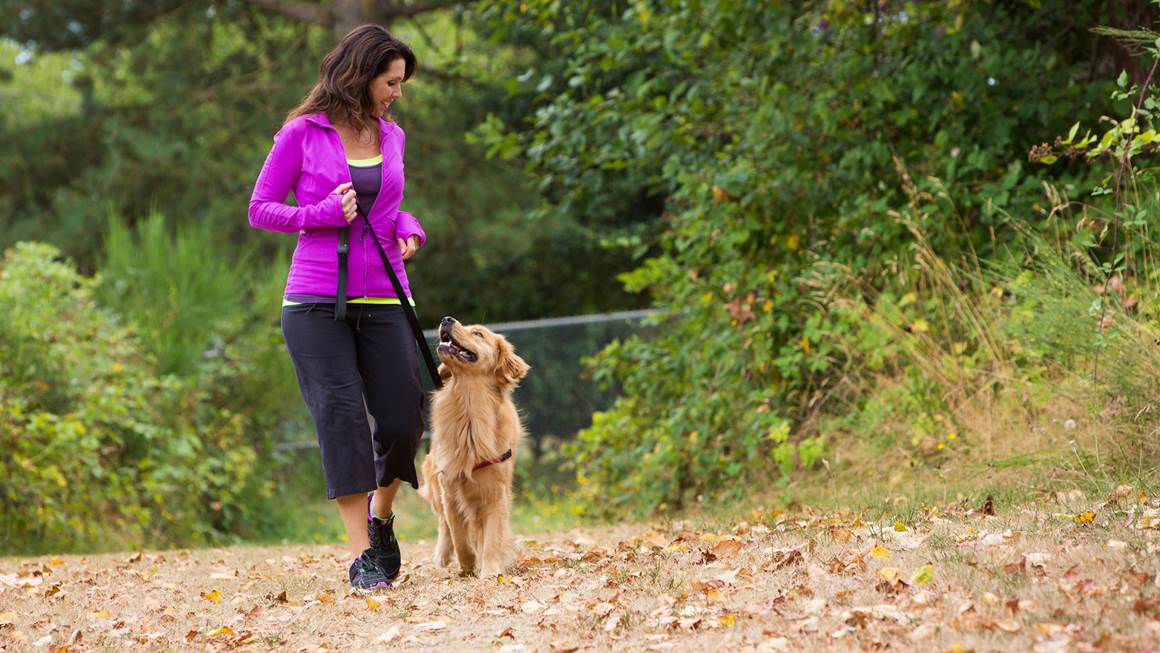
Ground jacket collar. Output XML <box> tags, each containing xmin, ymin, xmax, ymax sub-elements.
<box><xmin>304</xmin><ymin>111</ymin><xmax>393</xmax><ymax>136</ymax></box>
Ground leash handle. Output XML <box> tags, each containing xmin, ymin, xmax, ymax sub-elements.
<box><xmin>358</xmin><ymin>211</ymin><xmax>443</xmax><ymax>389</ymax></box>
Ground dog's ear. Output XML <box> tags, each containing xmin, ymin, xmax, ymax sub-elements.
<box><xmin>494</xmin><ymin>336</ymin><xmax>529</xmax><ymax>389</ymax></box>
<box><xmin>438</xmin><ymin>362</ymin><xmax>453</xmax><ymax>382</ymax></box>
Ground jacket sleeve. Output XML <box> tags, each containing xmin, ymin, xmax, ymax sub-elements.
<box><xmin>248</xmin><ymin>121</ymin><xmax>348</xmax><ymax>233</ymax></box>
<box><xmin>391</xmin><ymin>126</ymin><xmax>426</xmax><ymax>246</ymax></box>
<box><xmin>395</xmin><ymin>210</ymin><xmax>426</xmax><ymax>246</ymax></box>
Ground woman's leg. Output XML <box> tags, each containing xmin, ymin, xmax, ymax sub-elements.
<box><xmin>337</xmin><ymin>492</ymin><xmax>371</xmax><ymax>559</ymax></box>
<box><xmin>282</xmin><ymin>303</ymin><xmax>380</xmax><ymax>560</ymax></box>
<box><xmin>371</xmin><ymin>478</ymin><xmax>403</xmax><ymax>518</ymax></box>
<box><xmin>353</xmin><ymin>304</ymin><xmax>424</xmax><ymax>493</ymax></box>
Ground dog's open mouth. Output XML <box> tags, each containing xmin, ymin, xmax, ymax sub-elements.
<box><xmin>438</xmin><ymin>325</ymin><xmax>477</xmax><ymax>362</ymax></box>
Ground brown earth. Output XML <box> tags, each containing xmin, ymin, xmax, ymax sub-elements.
<box><xmin>2</xmin><ymin>489</ymin><xmax>1159</xmax><ymax>652</ymax></box>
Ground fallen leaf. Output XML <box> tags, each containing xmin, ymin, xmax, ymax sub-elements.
<box><xmin>520</xmin><ymin>600</ymin><xmax>545</xmax><ymax>614</ymax></box>
<box><xmin>712</xmin><ymin>539</ymin><xmax>743</xmax><ymax>558</ymax></box>
<box><xmin>996</xmin><ymin>618</ymin><xmax>1021</xmax><ymax>632</ymax></box>
<box><xmin>1075</xmin><ymin>511</ymin><xmax>1095</xmax><ymax>525</ymax></box>
<box><xmin>909</xmin><ymin>564</ymin><xmax>934</xmax><ymax>585</ymax></box>
<box><xmin>208</xmin><ymin>626</ymin><xmax>236</xmax><ymax>638</ymax></box>
<box><xmin>878</xmin><ymin>567</ymin><xmax>901</xmax><ymax>581</ymax></box>
<box><xmin>981</xmin><ymin>495</ymin><xmax>996</xmax><ymax>516</ymax></box>
<box><xmin>375</xmin><ymin>625</ymin><xmax>401</xmax><ymax>643</ymax></box>
<box><xmin>200</xmin><ymin>589</ymin><xmax>222</xmax><ymax>603</ymax></box>
<box><xmin>413</xmin><ymin>621</ymin><xmax>447</xmax><ymax>632</ymax></box>
<box><xmin>603</xmin><ymin>611</ymin><xmax>622</xmax><ymax>632</ymax></box>
<box><xmin>870</xmin><ymin>545</ymin><xmax>891</xmax><ymax>559</ymax></box>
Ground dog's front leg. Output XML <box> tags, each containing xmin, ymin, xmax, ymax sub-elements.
<box><xmin>441</xmin><ymin>488</ymin><xmax>476</xmax><ymax>575</ymax></box>
<box><xmin>477</xmin><ymin>486</ymin><xmax>513</xmax><ymax>577</ymax></box>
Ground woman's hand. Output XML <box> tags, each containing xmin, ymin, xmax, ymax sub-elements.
<box><xmin>397</xmin><ymin>235</ymin><xmax>421</xmax><ymax>260</ymax></box>
<box><xmin>333</xmin><ymin>182</ymin><xmax>357</xmax><ymax>223</ymax></box>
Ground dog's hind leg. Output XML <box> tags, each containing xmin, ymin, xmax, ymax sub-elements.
<box><xmin>433</xmin><ymin>513</ymin><xmax>454</xmax><ymax>567</ymax></box>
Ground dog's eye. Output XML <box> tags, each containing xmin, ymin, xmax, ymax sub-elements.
<box><xmin>472</xmin><ymin>331</ymin><xmax>484</xmax><ymax>338</ymax></box>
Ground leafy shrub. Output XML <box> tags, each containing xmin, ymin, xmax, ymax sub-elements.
<box><xmin>488</xmin><ymin>0</ymin><xmax>1119</xmax><ymax>514</ymax></box>
<box><xmin>0</xmin><ymin>242</ymin><xmax>274</xmax><ymax>553</ymax></box>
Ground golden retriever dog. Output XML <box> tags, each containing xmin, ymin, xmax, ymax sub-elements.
<box><xmin>419</xmin><ymin>316</ymin><xmax>529</xmax><ymax>577</ymax></box>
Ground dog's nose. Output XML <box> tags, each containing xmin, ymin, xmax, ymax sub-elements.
<box><xmin>441</xmin><ymin>316</ymin><xmax>455</xmax><ymax>326</ymax></box>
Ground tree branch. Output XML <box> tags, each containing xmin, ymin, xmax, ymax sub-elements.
<box><xmin>377</xmin><ymin>0</ymin><xmax>470</xmax><ymax>21</ymax></box>
<box><xmin>243</xmin><ymin>0</ymin><xmax>330</xmax><ymax>27</ymax></box>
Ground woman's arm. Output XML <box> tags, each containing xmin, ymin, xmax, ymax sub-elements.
<box><xmin>390</xmin><ymin>125</ymin><xmax>426</xmax><ymax>246</ymax></box>
<box><xmin>395</xmin><ymin>210</ymin><xmax>426</xmax><ymax>247</ymax></box>
<box><xmin>248</xmin><ymin>122</ymin><xmax>349</xmax><ymax>233</ymax></box>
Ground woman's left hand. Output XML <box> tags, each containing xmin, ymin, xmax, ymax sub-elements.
<box><xmin>397</xmin><ymin>235</ymin><xmax>421</xmax><ymax>260</ymax></box>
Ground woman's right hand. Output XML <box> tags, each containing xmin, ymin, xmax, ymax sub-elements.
<box><xmin>333</xmin><ymin>182</ymin><xmax>357</xmax><ymax>223</ymax></box>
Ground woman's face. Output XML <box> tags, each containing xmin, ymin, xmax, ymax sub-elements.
<box><xmin>370</xmin><ymin>57</ymin><xmax>406</xmax><ymax>117</ymax></box>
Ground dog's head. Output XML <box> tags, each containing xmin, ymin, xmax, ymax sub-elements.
<box><xmin>437</xmin><ymin>316</ymin><xmax>529</xmax><ymax>389</ymax></box>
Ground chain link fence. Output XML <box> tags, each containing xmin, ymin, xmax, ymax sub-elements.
<box><xmin>274</xmin><ymin>309</ymin><xmax>657</xmax><ymax>455</ymax></box>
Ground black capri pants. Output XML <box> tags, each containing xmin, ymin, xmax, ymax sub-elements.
<box><xmin>281</xmin><ymin>302</ymin><xmax>424</xmax><ymax>499</ymax></box>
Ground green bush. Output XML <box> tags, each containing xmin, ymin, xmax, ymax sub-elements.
<box><xmin>482</xmin><ymin>0</ymin><xmax>1131</xmax><ymax>514</ymax></box>
<box><xmin>0</xmin><ymin>242</ymin><xmax>274</xmax><ymax>553</ymax></box>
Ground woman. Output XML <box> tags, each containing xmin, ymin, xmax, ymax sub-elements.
<box><xmin>248</xmin><ymin>25</ymin><xmax>425</xmax><ymax>590</ymax></box>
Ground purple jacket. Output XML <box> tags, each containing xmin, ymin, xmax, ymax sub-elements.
<box><xmin>248</xmin><ymin>112</ymin><xmax>425</xmax><ymax>300</ymax></box>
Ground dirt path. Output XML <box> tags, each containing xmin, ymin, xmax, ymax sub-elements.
<box><xmin>3</xmin><ymin>491</ymin><xmax>1159</xmax><ymax>652</ymax></box>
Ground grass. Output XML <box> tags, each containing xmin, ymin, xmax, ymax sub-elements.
<box><xmin>256</xmin><ymin>447</ymin><xmax>591</xmax><ymax>549</ymax></box>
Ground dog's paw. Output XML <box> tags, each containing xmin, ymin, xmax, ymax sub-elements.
<box><xmin>433</xmin><ymin>551</ymin><xmax>452</xmax><ymax>567</ymax></box>
<box><xmin>478</xmin><ymin>562</ymin><xmax>505</xmax><ymax>578</ymax></box>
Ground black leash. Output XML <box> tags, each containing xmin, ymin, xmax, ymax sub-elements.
<box><xmin>335</xmin><ymin>227</ymin><xmax>350</xmax><ymax>321</ymax></box>
<box><xmin>353</xmin><ymin>212</ymin><xmax>443</xmax><ymax>390</ymax></box>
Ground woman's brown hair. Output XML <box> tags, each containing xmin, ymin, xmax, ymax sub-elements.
<box><xmin>286</xmin><ymin>25</ymin><xmax>416</xmax><ymax>134</ymax></box>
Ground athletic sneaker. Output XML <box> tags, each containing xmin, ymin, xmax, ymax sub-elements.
<box><xmin>348</xmin><ymin>550</ymin><xmax>392</xmax><ymax>591</ymax></box>
<box><xmin>366</xmin><ymin>493</ymin><xmax>402</xmax><ymax>581</ymax></box>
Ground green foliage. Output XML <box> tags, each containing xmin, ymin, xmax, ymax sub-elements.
<box><xmin>98</xmin><ymin>212</ymin><xmax>248</xmax><ymax>376</ymax></box>
<box><xmin>0</xmin><ymin>242</ymin><xmax>277</xmax><ymax>553</ymax></box>
<box><xmin>0</xmin><ymin>7</ymin><xmax>642</xmax><ymax>322</ymax></box>
<box><xmin>484</xmin><ymin>0</ymin><xmax>1137</xmax><ymax>514</ymax></box>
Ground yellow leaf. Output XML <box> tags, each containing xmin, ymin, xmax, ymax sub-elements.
<box><xmin>366</xmin><ymin>598</ymin><xmax>381</xmax><ymax>610</ymax></box>
<box><xmin>91</xmin><ymin>610</ymin><xmax>111</xmax><ymax>618</ymax></box>
<box><xmin>785</xmin><ymin>233</ymin><xmax>800</xmax><ymax>251</ymax></box>
<box><xmin>894</xmin><ymin>521</ymin><xmax>907</xmax><ymax>532</ymax></box>
<box><xmin>719</xmin><ymin>614</ymin><xmax>737</xmax><ymax>627</ymax></box>
<box><xmin>208</xmin><ymin>626</ymin><xmax>236</xmax><ymax>638</ymax></box>
<box><xmin>49</xmin><ymin>557</ymin><xmax>64</xmax><ymax>566</ymax></box>
<box><xmin>870</xmin><ymin>545</ymin><xmax>892</xmax><ymax>559</ymax></box>
<box><xmin>1075</xmin><ymin>511</ymin><xmax>1095</xmax><ymax>525</ymax></box>
<box><xmin>909</xmin><ymin>564</ymin><xmax>934</xmax><ymax>585</ymax></box>
<box><xmin>200</xmin><ymin>589</ymin><xmax>222</xmax><ymax>603</ymax></box>
<box><xmin>946</xmin><ymin>433</ymin><xmax>957</xmax><ymax>440</ymax></box>
<box><xmin>910</xmin><ymin>318</ymin><xmax>930</xmax><ymax>333</ymax></box>
<box><xmin>762</xmin><ymin>300</ymin><xmax>773</xmax><ymax>313</ymax></box>
<box><xmin>877</xmin><ymin>567</ymin><xmax>900</xmax><ymax>581</ymax></box>
<box><xmin>800</xmin><ymin>336</ymin><xmax>810</xmax><ymax>353</ymax></box>
<box><xmin>497</xmin><ymin>574</ymin><xmax>508</xmax><ymax>585</ymax></box>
